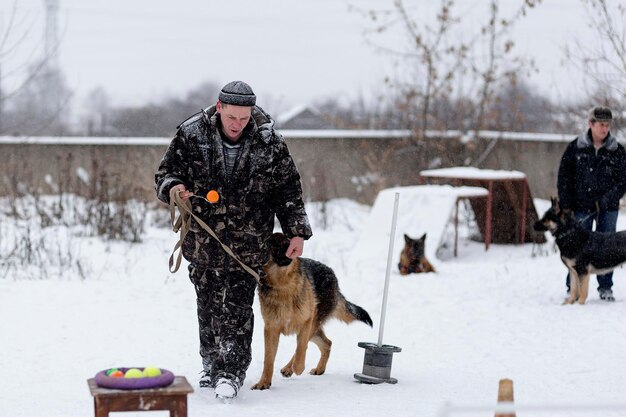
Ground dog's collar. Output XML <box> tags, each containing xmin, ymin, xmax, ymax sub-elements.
<box><xmin>553</xmin><ymin>227</ymin><xmax>577</xmax><ymax>240</ymax></box>
<box><xmin>553</xmin><ymin>212</ymin><xmax>595</xmax><ymax>240</ymax></box>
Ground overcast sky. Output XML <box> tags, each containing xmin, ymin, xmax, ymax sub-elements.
<box><xmin>2</xmin><ymin>0</ymin><xmax>596</xmax><ymax>114</ymax></box>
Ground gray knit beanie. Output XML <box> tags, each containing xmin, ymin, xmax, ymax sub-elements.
<box><xmin>219</xmin><ymin>81</ymin><xmax>256</xmax><ymax>106</ymax></box>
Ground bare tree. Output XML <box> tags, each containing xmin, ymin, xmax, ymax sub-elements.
<box><xmin>349</xmin><ymin>0</ymin><xmax>546</xmax><ymax>178</ymax></box>
<box><xmin>490</xmin><ymin>80</ymin><xmax>554</xmax><ymax>131</ymax></box>
<box><xmin>4</xmin><ymin>63</ymin><xmax>72</xmax><ymax>135</ymax></box>
<box><xmin>0</xmin><ymin>1</ymin><xmax>40</xmax><ymax>132</ymax></box>
<box><xmin>356</xmin><ymin>0</ymin><xmax>469</xmax><ymax>138</ymax></box>
<box><xmin>469</xmin><ymin>1</ymin><xmax>541</xmax><ymax>134</ymax></box>
<box><xmin>564</xmin><ymin>0</ymin><xmax>626</xmax><ymax>101</ymax></box>
<box><xmin>0</xmin><ymin>1</ymin><xmax>71</xmax><ymax>135</ymax></box>
<box><xmin>468</xmin><ymin>0</ymin><xmax>543</xmax><ymax>166</ymax></box>
<box><xmin>356</xmin><ymin>1</ymin><xmax>542</xmax><ymax>138</ymax></box>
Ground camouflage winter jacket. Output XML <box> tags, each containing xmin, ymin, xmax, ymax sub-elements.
<box><xmin>155</xmin><ymin>105</ymin><xmax>312</xmax><ymax>273</ymax></box>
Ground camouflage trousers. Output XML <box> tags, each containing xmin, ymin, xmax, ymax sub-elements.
<box><xmin>188</xmin><ymin>264</ymin><xmax>257</xmax><ymax>388</ymax></box>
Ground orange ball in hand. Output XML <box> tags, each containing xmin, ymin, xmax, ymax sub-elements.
<box><xmin>206</xmin><ymin>190</ymin><xmax>220</xmax><ymax>203</ymax></box>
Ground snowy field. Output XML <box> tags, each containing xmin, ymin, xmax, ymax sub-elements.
<box><xmin>3</xmin><ymin>194</ymin><xmax>626</xmax><ymax>417</ymax></box>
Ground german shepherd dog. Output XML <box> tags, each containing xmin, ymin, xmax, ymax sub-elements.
<box><xmin>398</xmin><ymin>233</ymin><xmax>436</xmax><ymax>275</ymax></box>
<box><xmin>534</xmin><ymin>198</ymin><xmax>626</xmax><ymax>304</ymax></box>
<box><xmin>251</xmin><ymin>233</ymin><xmax>373</xmax><ymax>390</ymax></box>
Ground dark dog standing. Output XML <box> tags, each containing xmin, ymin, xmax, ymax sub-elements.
<box><xmin>252</xmin><ymin>233</ymin><xmax>373</xmax><ymax>390</ymax></box>
<box><xmin>399</xmin><ymin>233</ymin><xmax>436</xmax><ymax>275</ymax></box>
<box><xmin>534</xmin><ymin>198</ymin><xmax>626</xmax><ymax>304</ymax></box>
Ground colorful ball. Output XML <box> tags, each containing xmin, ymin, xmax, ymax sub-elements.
<box><xmin>143</xmin><ymin>366</ymin><xmax>162</xmax><ymax>377</ymax></box>
<box><xmin>124</xmin><ymin>368</ymin><xmax>144</xmax><ymax>378</ymax></box>
<box><xmin>206</xmin><ymin>190</ymin><xmax>219</xmax><ymax>203</ymax></box>
<box><xmin>106</xmin><ymin>368</ymin><xmax>119</xmax><ymax>376</ymax></box>
<box><xmin>109</xmin><ymin>370</ymin><xmax>124</xmax><ymax>378</ymax></box>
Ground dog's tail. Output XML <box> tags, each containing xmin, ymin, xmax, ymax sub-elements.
<box><xmin>336</xmin><ymin>295</ymin><xmax>373</xmax><ymax>327</ymax></box>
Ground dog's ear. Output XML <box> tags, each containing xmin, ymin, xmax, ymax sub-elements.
<box><xmin>419</xmin><ymin>233</ymin><xmax>427</xmax><ymax>242</ymax></box>
<box><xmin>551</xmin><ymin>197</ymin><xmax>558</xmax><ymax>210</ymax></box>
<box><xmin>404</xmin><ymin>234</ymin><xmax>411</xmax><ymax>244</ymax></box>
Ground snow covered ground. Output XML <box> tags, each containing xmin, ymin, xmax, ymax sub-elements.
<box><xmin>3</xmin><ymin>194</ymin><xmax>626</xmax><ymax>417</ymax></box>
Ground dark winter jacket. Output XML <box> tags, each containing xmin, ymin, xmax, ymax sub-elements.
<box><xmin>155</xmin><ymin>105</ymin><xmax>312</xmax><ymax>273</ymax></box>
<box><xmin>557</xmin><ymin>130</ymin><xmax>626</xmax><ymax>213</ymax></box>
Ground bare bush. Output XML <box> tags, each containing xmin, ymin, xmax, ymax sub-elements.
<box><xmin>0</xmin><ymin>163</ymin><xmax>149</xmax><ymax>279</ymax></box>
<box><xmin>0</xmin><ymin>203</ymin><xmax>89</xmax><ymax>280</ymax></box>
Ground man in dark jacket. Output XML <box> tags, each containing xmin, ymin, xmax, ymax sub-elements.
<box><xmin>155</xmin><ymin>81</ymin><xmax>312</xmax><ymax>400</ymax></box>
<box><xmin>557</xmin><ymin>105</ymin><xmax>626</xmax><ymax>302</ymax></box>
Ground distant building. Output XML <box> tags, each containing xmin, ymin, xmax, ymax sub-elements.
<box><xmin>276</xmin><ymin>104</ymin><xmax>334</xmax><ymax>129</ymax></box>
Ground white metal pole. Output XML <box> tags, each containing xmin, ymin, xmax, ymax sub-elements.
<box><xmin>378</xmin><ymin>192</ymin><xmax>400</xmax><ymax>347</ymax></box>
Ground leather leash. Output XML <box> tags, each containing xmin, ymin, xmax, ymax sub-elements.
<box><xmin>168</xmin><ymin>189</ymin><xmax>260</xmax><ymax>283</ymax></box>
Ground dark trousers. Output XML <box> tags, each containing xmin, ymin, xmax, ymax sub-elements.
<box><xmin>566</xmin><ymin>210</ymin><xmax>618</xmax><ymax>291</ymax></box>
<box><xmin>189</xmin><ymin>264</ymin><xmax>257</xmax><ymax>388</ymax></box>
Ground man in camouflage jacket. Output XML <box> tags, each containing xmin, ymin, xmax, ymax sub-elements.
<box><xmin>155</xmin><ymin>81</ymin><xmax>312</xmax><ymax>399</ymax></box>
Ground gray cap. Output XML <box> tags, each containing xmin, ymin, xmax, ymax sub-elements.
<box><xmin>218</xmin><ymin>81</ymin><xmax>256</xmax><ymax>106</ymax></box>
<box><xmin>588</xmin><ymin>106</ymin><xmax>613</xmax><ymax>122</ymax></box>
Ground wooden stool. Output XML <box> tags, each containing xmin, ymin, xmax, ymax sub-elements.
<box><xmin>87</xmin><ymin>376</ymin><xmax>193</xmax><ymax>417</ymax></box>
